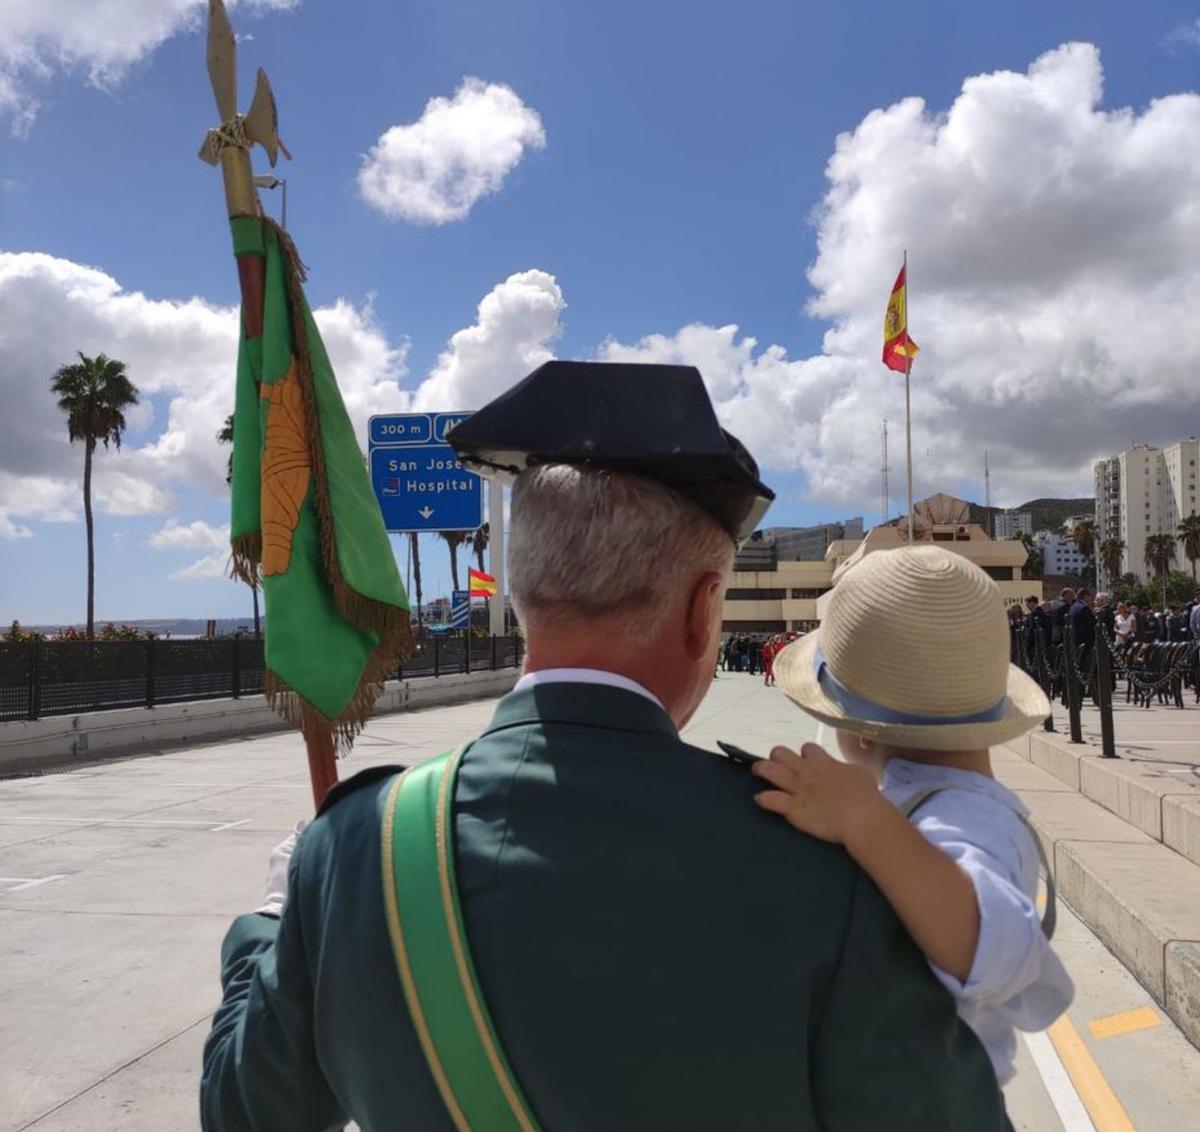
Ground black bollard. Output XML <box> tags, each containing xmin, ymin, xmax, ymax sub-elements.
<box><xmin>1063</xmin><ymin>623</ymin><xmax>1084</xmax><ymax>744</ymax></box>
<box><xmin>1095</xmin><ymin>633</ymin><xmax>1116</xmax><ymax>758</ymax></box>
<box><xmin>1036</xmin><ymin>635</ymin><xmax>1056</xmax><ymax>733</ymax></box>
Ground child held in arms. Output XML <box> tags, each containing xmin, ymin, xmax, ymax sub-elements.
<box><xmin>754</xmin><ymin>546</ymin><xmax>1073</xmax><ymax>1084</ymax></box>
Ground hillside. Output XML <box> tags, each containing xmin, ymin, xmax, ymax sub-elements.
<box><xmin>1016</xmin><ymin>497</ymin><xmax>1095</xmax><ymax>533</ymax></box>
<box><xmin>967</xmin><ymin>497</ymin><xmax>1094</xmax><ymax>535</ymax></box>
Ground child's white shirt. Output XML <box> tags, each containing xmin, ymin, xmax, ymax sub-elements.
<box><xmin>881</xmin><ymin>758</ymin><xmax>1075</xmax><ymax>1084</ymax></box>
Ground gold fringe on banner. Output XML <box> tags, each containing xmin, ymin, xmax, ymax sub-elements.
<box><xmin>259</xmin><ymin>219</ymin><xmax>414</xmax><ymax>752</ymax></box>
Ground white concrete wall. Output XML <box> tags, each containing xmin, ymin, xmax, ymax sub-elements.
<box><xmin>0</xmin><ymin>669</ymin><xmax>519</xmax><ymax>776</ymax></box>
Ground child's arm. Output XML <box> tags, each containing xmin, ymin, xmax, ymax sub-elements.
<box><xmin>752</xmin><ymin>744</ymin><xmax>980</xmax><ymax>982</ymax></box>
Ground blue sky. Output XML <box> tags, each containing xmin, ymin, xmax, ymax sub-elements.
<box><xmin>2</xmin><ymin>1</ymin><xmax>1199</xmax><ymax>625</ymax></box>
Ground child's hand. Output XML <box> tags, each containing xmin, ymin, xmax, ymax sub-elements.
<box><xmin>751</xmin><ymin>743</ymin><xmax>882</xmax><ymax>845</ymax></box>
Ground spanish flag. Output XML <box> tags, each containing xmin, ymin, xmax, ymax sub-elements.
<box><xmin>469</xmin><ymin>567</ymin><xmax>498</xmax><ymax>597</ymax></box>
<box><xmin>882</xmin><ymin>265</ymin><xmax>919</xmax><ymax>373</ymax></box>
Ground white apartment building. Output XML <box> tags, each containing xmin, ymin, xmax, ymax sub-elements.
<box><xmin>1094</xmin><ymin>439</ymin><xmax>1200</xmax><ymax>583</ymax></box>
<box><xmin>993</xmin><ymin>511</ymin><xmax>1032</xmax><ymax>539</ymax></box>
<box><xmin>1034</xmin><ymin>529</ymin><xmax>1089</xmax><ymax>577</ymax></box>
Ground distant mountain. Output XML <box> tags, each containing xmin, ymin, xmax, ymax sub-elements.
<box><xmin>1016</xmin><ymin>498</ymin><xmax>1095</xmax><ymax>533</ymax></box>
<box><xmin>967</xmin><ymin>497</ymin><xmax>1094</xmax><ymax>535</ymax></box>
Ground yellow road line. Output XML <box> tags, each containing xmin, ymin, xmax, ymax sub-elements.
<box><xmin>1048</xmin><ymin>1015</ymin><xmax>1136</xmax><ymax>1132</ymax></box>
<box><xmin>1088</xmin><ymin>1006</ymin><xmax>1161</xmax><ymax>1041</ymax></box>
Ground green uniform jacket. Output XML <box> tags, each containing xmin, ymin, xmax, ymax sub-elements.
<box><xmin>201</xmin><ymin>683</ymin><xmax>1010</xmax><ymax>1130</ymax></box>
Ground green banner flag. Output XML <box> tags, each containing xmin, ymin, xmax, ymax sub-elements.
<box><xmin>227</xmin><ymin>216</ymin><xmax>412</xmax><ymax>748</ymax></box>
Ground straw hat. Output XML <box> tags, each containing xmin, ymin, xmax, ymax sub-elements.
<box><xmin>775</xmin><ymin>546</ymin><xmax>1049</xmax><ymax>751</ymax></box>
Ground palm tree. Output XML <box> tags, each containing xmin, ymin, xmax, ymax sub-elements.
<box><xmin>1071</xmin><ymin>518</ymin><xmax>1097</xmax><ymax>563</ymax></box>
<box><xmin>216</xmin><ymin>415</ymin><xmax>261</xmax><ymax>638</ymax></box>
<box><xmin>471</xmin><ymin>522</ymin><xmax>491</xmax><ymax>628</ymax></box>
<box><xmin>1144</xmin><ymin>532</ymin><xmax>1176</xmax><ymax>607</ymax></box>
<box><xmin>1099</xmin><ymin>538</ymin><xmax>1125</xmax><ymax>589</ymax></box>
<box><xmin>471</xmin><ymin>522</ymin><xmax>489</xmax><ymax>574</ymax></box>
<box><xmin>409</xmin><ymin>532</ymin><xmax>424</xmax><ymax>631</ymax></box>
<box><xmin>1177</xmin><ymin>513</ymin><xmax>1200</xmax><ymax>581</ymax></box>
<box><xmin>438</xmin><ymin>530</ymin><xmax>468</xmax><ymax>593</ymax></box>
<box><xmin>1013</xmin><ymin>532</ymin><xmax>1043</xmax><ymax>580</ymax></box>
<box><xmin>1145</xmin><ymin>533</ymin><xmax>1176</xmax><ymax>577</ymax></box>
<box><xmin>51</xmin><ymin>352</ymin><xmax>139</xmax><ymax>638</ymax></box>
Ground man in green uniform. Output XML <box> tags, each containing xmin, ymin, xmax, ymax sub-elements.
<box><xmin>202</xmin><ymin>361</ymin><xmax>1010</xmax><ymax>1130</ymax></box>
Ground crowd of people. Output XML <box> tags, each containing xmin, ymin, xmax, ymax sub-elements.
<box><xmin>1010</xmin><ymin>585</ymin><xmax>1200</xmax><ymax>702</ymax></box>
<box><xmin>719</xmin><ymin>632</ymin><xmax>802</xmax><ymax>685</ymax></box>
<box><xmin>1013</xmin><ymin>585</ymin><xmax>1200</xmax><ymax>662</ymax></box>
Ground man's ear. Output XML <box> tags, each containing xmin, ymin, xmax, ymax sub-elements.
<box><xmin>683</xmin><ymin>571</ymin><xmax>726</xmax><ymax>661</ymax></box>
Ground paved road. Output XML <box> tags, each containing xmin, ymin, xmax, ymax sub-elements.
<box><xmin>2</xmin><ymin>674</ymin><xmax>1198</xmax><ymax>1129</ymax></box>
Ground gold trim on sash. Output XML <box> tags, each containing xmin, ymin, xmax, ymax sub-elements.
<box><xmin>381</xmin><ymin>771</ymin><xmax>472</xmax><ymax>1132</ymax></box>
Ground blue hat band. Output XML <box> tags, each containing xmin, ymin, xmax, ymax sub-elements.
<box><xmin>813</xmin><ymin>644</ymin><xmax>1008</xmax><ymax>726</ymax></box>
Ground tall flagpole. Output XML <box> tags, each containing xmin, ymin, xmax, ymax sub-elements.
<box><xmin>904</xmin><ymin>249</ymin><xmax>914</xmax><ymax>542</ymax></box>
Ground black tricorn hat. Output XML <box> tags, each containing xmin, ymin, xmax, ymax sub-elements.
<box><xmin>446</xmin><ymin>361</ymin><xmax>775</xmax><ymax>543</ymax></box>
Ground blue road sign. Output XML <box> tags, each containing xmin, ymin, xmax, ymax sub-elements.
<box><xmin>450</xmin><ymin>590</ymin><xmax>470</xmax><ymax>629</ymax></box>
<box><xmin>368</xmin><ymin>412</ymin><xmax>483</xmax><ymax>533</ymax></box>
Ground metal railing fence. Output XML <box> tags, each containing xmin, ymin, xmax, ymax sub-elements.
<box><xmin>1010</xmin><ymin>620</ymin><xmax>1200</xmax><ymax>759</ymax></box>
<box><xmin>0</xmin><ymin>634</ymin><xmax>523</xmax><ymax>723</ymax></box>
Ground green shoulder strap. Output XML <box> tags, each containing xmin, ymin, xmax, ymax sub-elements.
<box><xmin>380</xmin><ymin>747</ymin><xmax>543</xmax><ymax>1132</ymax></box>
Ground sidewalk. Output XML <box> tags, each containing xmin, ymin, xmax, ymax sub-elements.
<box><xmin>3</xmin><ymin>674</ymin><xmax>1200</xmax><ymax>1130</ymax></box>
<box><xmin>999</xmin><ymin>697</ymin><xmax>1200</xmax><ymax>1052</ymax></box>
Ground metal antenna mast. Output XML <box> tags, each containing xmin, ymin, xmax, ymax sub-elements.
<box><xmin>984</xmin><ymin>450</ymin><xmax>992</xmax><ymax>536</ymax></box>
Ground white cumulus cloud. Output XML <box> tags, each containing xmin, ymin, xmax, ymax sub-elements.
<box><xmin>148</xmin><ymin>518</ymin><xmax>230</xmax><ymax>550</ymax></box>
<box><xmin>0</xmin><ymin>514</ymin><xmax>33</xmax><ymax>540</ymax></box>
<box><xmin>0</xmin><ymin>251</ymin><xmax>409</xmax><ymax>536</ymax></box>
<box><xmin>1165</xmin><ymin>18</ymin><xmax>1200</xmax><ymax>53</ymax></box>
<box><xmin>171</xmin><ymin>550</ymin><xmax>231</xmax><ymax>581</ymax></box>
<box><xmin>412</xmin><ymin>270</ymin><xmax>564</xmax><ymax>411</ymax></box>
<box><xmin>605</xmin><ymin>43</ymin><xmax>1200</xmax><ymax>512</ymax></box>
<box><xmin>358</xmin><ymin>78</ymin><xmax>546</xmax><ymax>224</ymax></box>
<box><xmin>0</xmin><ymin>0</ymin><xmax>298</xmax><ymax>135</ymax></box>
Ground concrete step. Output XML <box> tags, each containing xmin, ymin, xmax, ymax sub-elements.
<box><xmin>1002</xmin><ymin>707</ymin><xmax>1200</xmax><ymax>869</ymax></box>
<box><xmin>992</xmin><ymin>745</ymin><xmax>1200</xmax><ymax>1052</ymax></box>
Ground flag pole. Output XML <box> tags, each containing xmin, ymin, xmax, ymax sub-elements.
<box><xmin>203</xmin><ymin>0</ymin><xmax>340</xmax><ymax>810</ymax></box>
<box><xmin>904</xmin><ymin>249</ymin><xmax>914</xmax><ymax>542</ymax></box>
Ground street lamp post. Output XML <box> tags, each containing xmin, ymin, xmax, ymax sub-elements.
<box><xmin>252</xmin><ymin>174</ymin><xmax>287</xmax><ymax>230</ymax></box>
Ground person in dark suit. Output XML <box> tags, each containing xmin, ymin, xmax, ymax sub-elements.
<box><xmin>1136</xmin><ymin>604</ymin><xmax>1157</xmax><ymax>644</ymax></box>
<box><xmin>1094</xmin><ymin>592</ymin><xmax>1116</xmax><ymax>642</ymax></box>
<box><xmin>1068</xmin><ymin>589</ymin><xmax>1097</xmax><ymax>691</ymax></box>
<box><xmin>1168</xmin><ymin>606</ymin><xmax>1188</xmax><ymax>642</ymax></box>
<box><xmin>1022</xmin><ymin>594</ymin><xmax>1046</xmax><ymax>672</ymax></box>
<box><xmin>1050</xmin><ymin>587</ymin><xmax>1076</xmax><ymax>648</ymax></box>
<box><xmin>201</xmin><ymin>362</ymin><xmax>1008</xmax><ymax>1132</ymax></box>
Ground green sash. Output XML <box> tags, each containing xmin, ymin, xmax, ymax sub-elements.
<box><xmin>381</xmin><ymin>748</ymin><xmax>543</xmax><ymax>1132</ymax></box>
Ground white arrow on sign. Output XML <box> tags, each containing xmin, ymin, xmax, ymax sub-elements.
<box><xmin>418</xmin><ymin>506</ymin><xmax>434</xmax><ymax>519</ymax></box>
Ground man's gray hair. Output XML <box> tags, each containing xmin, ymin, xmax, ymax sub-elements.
<box><xmin>509</xmin><ymin>464</ymin><xmax>734</xmax><ymax>633</ymax></box>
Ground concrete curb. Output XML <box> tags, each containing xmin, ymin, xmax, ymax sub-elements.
<box><xmin>998</xmin><ymin>738</ymin><xmax>1200</xmax><ymax>1051</ymax></box>
<box><xmin>0</xmin><ymin>669</ymin><xmax>519</xmax><ymax>776</ymax></box>
<box><xmin>1004</xmin><ymin>729</ymin><xmax>1200</xmax><ymax>869</ymax></box>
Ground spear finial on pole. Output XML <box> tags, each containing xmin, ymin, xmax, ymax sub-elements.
<box><xmin>199</xmin><ymin>0</ymin><xmax>290</xmax><ymax>219</ymax></box>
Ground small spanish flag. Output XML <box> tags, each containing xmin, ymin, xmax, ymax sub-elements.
<box><xmin>468</xmin><ymin>567</ymin><xmax>498</xmax><ymax>597</ymax></box>
<box><xmin>882</xmin><ymin>265</ymin><xmax>919</xmax><ymax>374</ymax></box>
